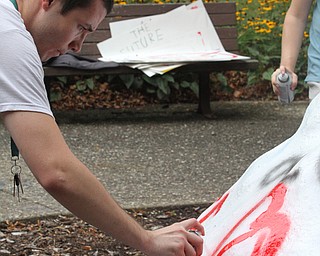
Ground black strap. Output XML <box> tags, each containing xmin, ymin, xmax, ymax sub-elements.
<box><xmin>8</xmin><ymin>1</ymin><xmax>20</xmax><ymax>161</ymax></box>
<box><xmin>11</xmin><ymin>137</ymin><xmax>19</xmax><ymax>159</ymax></box>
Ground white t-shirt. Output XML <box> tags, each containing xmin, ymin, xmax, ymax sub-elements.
<box><xmin>0</xmin><ymin>0</ymin><xmax>53</xmax><ymax>117</ymax></box>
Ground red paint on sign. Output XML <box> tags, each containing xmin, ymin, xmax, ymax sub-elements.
<box><xmin>197</xmin><ymin>31</ymin><xmax>206</xmax><ymax>46</ymax></box>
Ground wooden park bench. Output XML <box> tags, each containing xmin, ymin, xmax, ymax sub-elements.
<box><xmin>43</xmin><ymin>3</ymin><xmax>259</xmax><ymax>115</ymax></box>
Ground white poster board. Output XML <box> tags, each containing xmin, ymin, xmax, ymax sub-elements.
<box><xmin>98</xmin><ymin>0</ymin><xmax>249</xmax><ymax>76</ymax></box>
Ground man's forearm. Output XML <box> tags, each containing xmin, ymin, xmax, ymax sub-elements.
<box><xmin>46</xmin><ymin>159</ymin><xmax>150</xmax><ymax>252</ymax></box>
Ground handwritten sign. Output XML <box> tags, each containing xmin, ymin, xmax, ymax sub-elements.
<box><xmin>119</xmin><ymin>21</ymin><xmax>164</xmax><ymax>54</ymax></box>
<box><xmin>98</xmin><ymin>0</ymin><xmax>249</xmax><ymax>76</ymax></box>
<box><xmin>98</xmin><ymin>2</ymin><xmax>217</xmax><ymax>58</ymax></box>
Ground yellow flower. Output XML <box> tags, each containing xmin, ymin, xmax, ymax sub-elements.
<box><xmin>256</xmin><ymin>28</ymin><xmax>271</xmax><ymax>34</ymax></box>
<box><xmin>267</xmin><ymin>22</ymin><xmax>276</xmax><ymax>29</ymax></box>
<box><xmin>262</xmin><ymin>6</ymin><xmax>272</xmax><ymax>11</ymax></box>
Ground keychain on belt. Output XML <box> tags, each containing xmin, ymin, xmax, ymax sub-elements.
<box><xmin>11</xmin><ymin>137</ymin><xmax>24</xmax><ymax>201</ymax></box>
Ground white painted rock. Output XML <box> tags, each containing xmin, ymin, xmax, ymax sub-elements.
<box><xmin>199</xmin><ymin>94</ymin><xmax>320</xmax><ymax>256</ymax></box>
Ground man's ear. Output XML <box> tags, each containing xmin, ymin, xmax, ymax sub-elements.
<box><xmin>42</xmin><ymin>0</ymin><xmax>55</xmax><ymax>11</ymax></box>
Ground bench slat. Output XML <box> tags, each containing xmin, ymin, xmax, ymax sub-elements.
<box><xmin>99</xmin><ymin>13</ymin><xmax>236</xmax><ymax>30</ymax></box>
<box><xmin>85</xmin><ymin>27</ymin><xmax>238</xmax><ymax>44</ymax></box>
<box><xmin>101</xmin><ymin>13</ymin><xmax>236</xmax><ymax>29</ymax></box>
<box><xmin>108</xmin><ymin>3</ymin><xmax>236</xmax><ymax>16</ymax></box>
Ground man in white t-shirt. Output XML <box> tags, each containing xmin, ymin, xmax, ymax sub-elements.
<box><xmin>0</xmin><ymin>1</ymin><xmax>204</xmax><ymax>255</ymax></box>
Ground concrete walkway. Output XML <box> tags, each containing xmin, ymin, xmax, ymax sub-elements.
<box><xmin>0</xmin><ymin>101</ymin><xmax>309</xmax><ymax>221</ymax></box>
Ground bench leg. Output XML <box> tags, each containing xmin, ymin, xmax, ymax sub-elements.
<box><xmin>198</xmin><ymin>71</ymin><xmax>212</xmax><ymax>115</ymax></box>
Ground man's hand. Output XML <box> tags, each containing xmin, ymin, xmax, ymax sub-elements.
<box><xmin>142</xmin><ymin>218</ymin><xmax>204</xmax><ymax>256</ymax></box>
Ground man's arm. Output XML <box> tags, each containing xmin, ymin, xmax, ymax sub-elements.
<box><xmin>2</xmin><ymin>111</ymin><xmax>203</xmax><ymax>255</ymax></box>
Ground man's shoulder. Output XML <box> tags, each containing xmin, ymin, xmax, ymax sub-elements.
<box><xmin>1</xmin><ymin>0</ymin><xmax>24</xmax><ymax>33</ymax></box>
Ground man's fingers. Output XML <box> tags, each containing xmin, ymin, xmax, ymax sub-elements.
<box><xmin>184</xmin><ymin>240</ymin><xmax>198</xmax><ymax>256</ymax></box>
<box><xmin>174</xmin><ymin>218</ymin><xmax>204</xmax><ymax>255</ymax></box>
<box><xmin>187</xmin><ymin>230</ymin><xmax>204</xmax><ymax>256</ymax></box>
<box><xmin>180</xmin><ymin>218</ymin><xmax>205</xmax><ymax>236</ymax></box>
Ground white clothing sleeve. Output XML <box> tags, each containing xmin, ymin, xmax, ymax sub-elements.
<box><xmin>0</xmin><ymin>0</ymin><xmax>53</xmax><ymax>117</ymax></box>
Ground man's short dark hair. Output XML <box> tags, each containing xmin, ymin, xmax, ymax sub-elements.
<box><xmin>60</xmin><ymin>0</ymin><xmax>114</xmax><ymax>15</ymax></box>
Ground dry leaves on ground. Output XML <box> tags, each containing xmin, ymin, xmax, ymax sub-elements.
<box><xmin>0</xmin><ymin>204</ymin><xmax>210</xmax><ymax>256</ymax></box>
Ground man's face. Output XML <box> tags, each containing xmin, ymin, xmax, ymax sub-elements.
<box><xmin>31</xmin><ymin>0</ymin><xmax>107</xmax><ymax>62</ymax></box>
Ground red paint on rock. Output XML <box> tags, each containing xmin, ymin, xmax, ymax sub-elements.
<box><xmin>202</xmin><ymin>183</ymin><xmax>291</xmax><ymax>256</ymax></box>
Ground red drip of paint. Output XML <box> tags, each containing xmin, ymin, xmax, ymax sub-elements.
<box><xmin>199</xmin><ymin>192</ymin><xmax>229</xmax><ymax>224</ymax></box>
<box><xmin>197</xmin><ymin>31</ymin><xmax>206</xmax><ymax>46</ymax></box>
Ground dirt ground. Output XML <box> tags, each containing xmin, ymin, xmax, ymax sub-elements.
<box><xmin>0</xmin><ymin>204</ymin><xmax>210</xmax><ymax>256</ymax></box>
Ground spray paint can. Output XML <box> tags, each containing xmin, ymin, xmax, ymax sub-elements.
<box><xmin>277</xmin><ymin>72</ymin><xmax>294</xmax><ymax>104</ymax></box>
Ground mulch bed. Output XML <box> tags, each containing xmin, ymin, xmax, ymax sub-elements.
<box><xmin>49</xmin><ymin>71</ymin><xmax>308</xmax><ymax>112</ymax></box>
<box><xmin>0</xmin><ymin>204</ymin><xmax>210</xmax><ymax>256</ymax></box>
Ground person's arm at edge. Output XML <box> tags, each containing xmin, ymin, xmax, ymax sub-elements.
<box><xmin>2</xmin><ymin>111</ymin><xmax>204</xmax><ymax>256</ymax></box>
<box><xmin>271</xmin><ymin>0</ymin><xmax>313</xmax><ymax>94</ymax></box>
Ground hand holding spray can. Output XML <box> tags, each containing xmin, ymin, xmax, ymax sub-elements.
<box><xmin>277</xmin><ymin>72</ymin><xmax>294</xmax><ymax>104</ymax></box>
